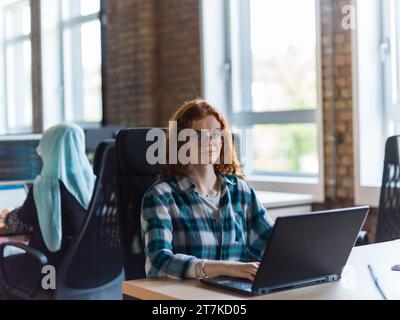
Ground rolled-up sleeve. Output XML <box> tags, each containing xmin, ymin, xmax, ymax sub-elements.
<box><xmin>141</xmin><ymin>187</ymin><xmax>197</xmax><ymax>279</ymax></box>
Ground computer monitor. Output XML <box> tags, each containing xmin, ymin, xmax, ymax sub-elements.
<box><xmin>0</xmin><ymin>134</ymin><xmax>43</xmax><ymax>185</ymax></box>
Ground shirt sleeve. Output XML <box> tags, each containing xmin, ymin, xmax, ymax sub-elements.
<box><xmin>245</xmin><ymin>185</ymin><xmax>274</xmax><ymax>261</ymax></box>
<box><xmin>5</xmin><ymin>187</ymin><xmax>35</xmax><ymax>234</ymax></box>
<box><xmin>141</xmin><ymin>186</ymin><xmax>198</xmax><ymax>280</ymax></box>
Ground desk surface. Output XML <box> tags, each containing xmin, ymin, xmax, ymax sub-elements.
<box><xmin>122</xmin><ymin>240</ymin><xmax>400</xmax><ymax>300</ymax></box>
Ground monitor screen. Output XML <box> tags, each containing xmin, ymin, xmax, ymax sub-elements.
<box><xmin>0</xmin><ymin>134</ymin><xmax>43</xmax><ymax>184</ymax></box>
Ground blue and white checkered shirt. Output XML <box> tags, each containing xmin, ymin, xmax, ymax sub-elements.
<box><xmin>141</xmin><ymin>174</ymin><xmax>274</xmax><ymax>279</ymax></box>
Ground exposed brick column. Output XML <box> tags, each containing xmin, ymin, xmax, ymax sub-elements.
<box><xmin>321</xmin><ymin>0</ymin><xmax>354</xmax><ymax>204</ymax></box>
<box><xmin>319</xmin><ymin>0</ymin><xmax>377</xmax><ymax>241</ymax></box>
<box><xmin>155</xmin><ymin>0</ymin><xmax>202</xmax><ymax>126</ymax></box>
<box><xmin>103</xmin><ymin>0</ymin><xmax>202</xmax><ymax>128</ymax></box>
<box><xmin>103</xmin><ymin>0</ymin><xmax>158</xmax><ymax>127</ymax></box>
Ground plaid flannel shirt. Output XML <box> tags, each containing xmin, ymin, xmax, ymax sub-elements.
<box><xmin>141</xmin><ymin>174</ymin><xmax>274</xmax><ymax>279</ymax></box>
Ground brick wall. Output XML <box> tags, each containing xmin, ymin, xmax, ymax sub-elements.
<box><xmin>103</xmin><ymin>0</ymin><xmax>158</xmax><ymax>127</ymax></box>
<box><xmin>103</xmin><ymin>0</ymin><xmax>202</xmax><ymax>128</ymax></box>
<box><xmin>155</xmin><ymin>0</ymin><xmax>202</xmax><ymax>126</ymax></box>
<box><xmin>321</xmin><ymin>0</ymin><xmax>354</xmax><ymax>203</ymax></box>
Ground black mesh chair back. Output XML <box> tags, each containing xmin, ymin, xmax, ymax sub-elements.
<box><xmin>116</xmin><ymin>129</ymin><xmax>164</xmax><ymax>280</ymax></box>
<box><xmin>84</xmin><ymin>127</ymin><xmax>123</xmax><ymax>163</ymax></box>
<box><xmin>56</xmin><ymin>140</ymin><xmax>124</xmax><ymax>298</ymax></box>
<box><xmin>376</xmin><ymin>135</ymin><xmax>400</xmax><ymax>242</ymax></box>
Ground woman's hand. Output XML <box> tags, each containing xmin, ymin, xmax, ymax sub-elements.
<box><xmin>200</xmin><ymin>261</ymin><xmax>260</xmax><ymax>282</ymax></box>
<box><xmin>0</xmin><ymin>208</ymin><xmax>14</xmax><ymax>219</ymax></box>
<box><xmin>224</xmin><ymin>262</ymin><xmax>260</xmax><ymax>281</ymax></box>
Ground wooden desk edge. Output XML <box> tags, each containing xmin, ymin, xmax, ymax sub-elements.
<box><xmin>122</xmin><ymin>281</ymin><xmax>180</xmax><ymax>300</ymax></box>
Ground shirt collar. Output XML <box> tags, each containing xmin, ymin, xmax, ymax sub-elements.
<box><xmin>176</xmin><ymin>173</ymin><xmax>235</xmax><ymax>192</ymax></box>
<box><xmin>222</xmin><ymin>175</ymin><xmax>236</xmax><ymax>186</ymax></box>
<box><xmin>176</xmin><ymin>175</ymin><xmax>196</xmax><ymax>191</ymax></box>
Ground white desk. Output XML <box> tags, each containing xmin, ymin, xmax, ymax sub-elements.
<box><xmin>256</xmin><ymin>191</ymin><xmax>314</xmax><ymax>221</ymax></box>
<box><xmin>123</xmin><ymin>240</ymin><xmax>400</xmax><ymax>300</ymax></box>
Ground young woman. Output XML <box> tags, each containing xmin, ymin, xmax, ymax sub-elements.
<box><xmin>0</xmin><ymin>123</ymin><xmax>95</xmax><ymax>298</ymax></box>
<box><xmin>141</xmin><ymin>99</ymin><xmax>274</xmax><ymax>281</ymax></box>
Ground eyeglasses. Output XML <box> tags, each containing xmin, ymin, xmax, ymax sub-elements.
<box><xmin>190</xmin><ymin>129</ymin><xmax>223</xmax><ymax>144</ymax></box>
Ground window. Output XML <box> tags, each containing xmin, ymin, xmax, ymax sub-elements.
<box><xmin>354</xmin><ymin>0</ymin><xmax>400</xmax><ymax>206</ymax></box>
<box><xmin>0</xmin><ymin>0</ymin><xmax>32</xmax><ymax>134</ymax></box>
<box><xmin>201</xmin><ymin>0</ymin><xmax>323</xmax><ymax>199</ymax></box>
<box><xmin>41</xmin><ymin>0</ymin><xmax>102</xmax><ymax>129</ymax></box>
<box><xmin>252</xmin><ymin>124</ymin><xmax>318</xmax><ymax>175</ymax></box>
<box><xmin>229</xmin><ymin>0</ymin><xmax>320</xmax><ymax>176</ymax></box>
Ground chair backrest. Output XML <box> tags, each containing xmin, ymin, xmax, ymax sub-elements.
<box><xmin>376</xmin><ymin>135</ymin><xmax>400</xmax><ymax>242</ymax></box>
<box><xmin>84</xmin><ymin>127</ymin><xmax>123</xmax><ymax>162</ymax></box>
<box><xmin>116</xmin><ymin>129</ymin><xmax>163</xmax><ymax>280</ymax></box>
<box><xmin>57</xmin><ymin>140</ymin><xmax>124</xmax><ymax>293</ymax></box>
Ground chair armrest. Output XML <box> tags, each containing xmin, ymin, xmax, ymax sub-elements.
<box><xmin>355</xmin><ymin>231</ymin><xmax>369</xmax><ymax>247</ymax></box>
<box><xmin>0</xmin><ymin>242</ymin><xmax>48</xmax><ymax>298</ymax></box>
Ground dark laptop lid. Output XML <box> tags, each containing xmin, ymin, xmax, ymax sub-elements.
<box><xmin>253</xmin><ymin>206</ymin><xmax>369</xmax><ymax>290</ymax></box>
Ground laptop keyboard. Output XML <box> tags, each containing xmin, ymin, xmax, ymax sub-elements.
<box><xmin>213</xmin><ymin>277</ymin><xmax>253</xmax><ymax>291</ymax></box>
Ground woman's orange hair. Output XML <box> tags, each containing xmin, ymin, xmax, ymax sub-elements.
<box><xmin>160</xmin><ymin>99</ymin><xmax>242</xmax><ymax>179</ymax></box>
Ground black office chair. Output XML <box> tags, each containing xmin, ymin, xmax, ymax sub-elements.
<box><xmin>116</xmin><ymin>128</ymin><xmax>163</xmax><ymax>280</ymax></box>
<box><xmin>84</xmin><ymin>126</ymin><xmax>123</xmax><ymax>163</ymax></box>
<box><xmin>375</xmin><ymin>135</ymin><xmax>400</xmax><ymax>243</ymax></box>
<box><xmin>0</xmin><ymin>140</ymin><xmax>124</xmax><ymax>299</ymax></box>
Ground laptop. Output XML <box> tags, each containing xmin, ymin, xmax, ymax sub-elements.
<box><xmin>200</xmin><ymin>206</ymin><xmax>369</xmax><ymax>296</ymax></box>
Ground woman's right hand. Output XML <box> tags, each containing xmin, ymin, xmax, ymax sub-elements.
<box><xmin>202</xmin><ymin>261</ymin><xmax>260</xmax><ymax>282</ymax></box>
<box><xmin>226</xmin><ymin>262</ymin><xmax>260</xmax><ymax>281</ymax></box>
